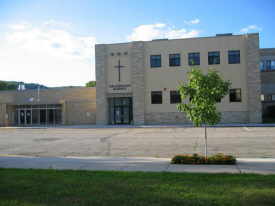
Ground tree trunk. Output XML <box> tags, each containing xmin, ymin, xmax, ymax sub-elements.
<box><xmin>204</xmin><ymin>123</ymin><xmax>207</xmax><ymax>157</ymax></box>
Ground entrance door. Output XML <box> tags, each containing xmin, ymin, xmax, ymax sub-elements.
<box><xmin>123</xmin><ymin>107</ymin><xmax>130</xmax><ymax>124</ymax></box>
<box><xmin>115</xmin><ymin>107</ymin><xmax>122</xmax><ymax>124</ymax></box>
<box><xmin>20</xmin><ymin>110</ymin><xmax>25</xmax><ymax>125</ymax></box>
<box><xmin>109</xmin><ymin>97</ymin><xmax>132</xmax><ymax>124</ymax></box>
<box><xmin>26</xmin><ymin>110</ymin><xmax>31</xmax><ymax>125</ymax></box>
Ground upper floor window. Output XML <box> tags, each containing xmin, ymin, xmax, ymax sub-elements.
<box><xmin>170</xmin><ymin>91</ymin><xmax>181</xmax><ymax>104</ymax></box>
<box><xmin>188</xmin><ymin>53</ymin><xmax>200</xmax><ymax>66</ymax></box>
<box><xmin>169</xmin><ymin>54</ymin><xmax>180</xmax><ymax>66</ymax></box>
<box><xmin>260</xmin><ymin>61</ymin><xmax>264</xmax><ymax>70</ymax></box>
<box><xmin>151</xmin><ymin>91</ymin><xmax>162</xmax><ymax>104</ymax></box>
<box><xmin>208</xmin><ymin>52</ymin><xmax>220</xmax><ymax>65</ymax></box>
<box><xmin>266</xmin><ymin>61</ymin><xmax>275</xmax><ymax>70</ymax></box>
<box><xmin>229</xmin><ymin>89</ymin><xmax>241</xmax><ymax>102</ymax></box>
<box><xmin>261</xmin><ymin>94</ymin><xmax>265</xmax><ymax>101</ymax></box>
<box><xmin>228</xmin><ymin>50</ymin><xmax>240</xmax><ymax>64</ymax></box>
<box><xmin>267</xmin><ymin>94</ymin><xmax>275</xmax><ymax>101</ymax></box>
<box><xmin>150</xmin><ymin>55</ymin><xmax>161</xmax><ymax>67</ymax></box>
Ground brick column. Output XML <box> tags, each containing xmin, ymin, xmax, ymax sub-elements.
<box><xmin>246</xmin><ymin>33</ymin><xmax>262</xmax><ymax>123</ymax></box>
<box><xmin>95</xmin><ymin>44</ymin><xmax>108</xmax><ymax>125</ymax></box>
<box><xmin>132</xmin><ymin>41</ymin><xmax>145</xmax><ymax>124</ymax></box>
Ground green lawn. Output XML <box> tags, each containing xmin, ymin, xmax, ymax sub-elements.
<box><xmin>1</xmin><ymin>168</ymin><xmax>275</xmax><ymax>206</ymax></box>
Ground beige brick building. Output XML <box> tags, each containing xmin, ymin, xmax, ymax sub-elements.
<box><xmin>0</xmin><ymin>33</ymin><xmax>267</xmax><ymax>127</ymax></box>
<box><xmin>96</xmin><ymin>33</ymin><xmax>262</xmax><ymax>125</ymax></box>
<box><xmin>0</xmin><ymin>88</ymin><xmax>96</xmax><ymax>126</ymax></box>
<box><xmin>260</xmin><ymin>48</ymin><xmax>275</xmax><ymax>116</ymax></box>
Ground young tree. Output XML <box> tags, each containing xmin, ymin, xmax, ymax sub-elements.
<box><xmin>177</xmin><ymin>66</ymin><xmax>231</xmax><ymax>157</ymax></box>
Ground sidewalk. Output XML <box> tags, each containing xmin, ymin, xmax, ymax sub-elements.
<box><xmin>1</xmin><ymin>156</ymin><xmax>275</xmax><ymax>174</ymax></box>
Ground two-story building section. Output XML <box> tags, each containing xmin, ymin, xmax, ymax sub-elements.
<box><xmin>260</xmin><ymin>48</ymin><xmax>275</xmax><ymax>116</ymax></box>
<box><xmin>95</xmin><ymin>33</ymin><xmax>262</xmax><ymax>125</ymax></box>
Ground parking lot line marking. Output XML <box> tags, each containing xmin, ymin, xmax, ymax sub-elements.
<box><xmin>243</xmin><ymin>126</ymin><xmax>250</xmax><ymax>131</ymax></box>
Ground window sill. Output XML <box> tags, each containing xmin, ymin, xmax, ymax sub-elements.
<box><xmin>261</xmin><ymin>70</ymin><xmax>275</xmax><ymax>72</ymax></box>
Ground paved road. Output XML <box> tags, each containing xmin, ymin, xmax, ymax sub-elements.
<box><xmin>0</xmin><ymin>126</ymin><xmax>275</xmax><ymax>158</ymax></box>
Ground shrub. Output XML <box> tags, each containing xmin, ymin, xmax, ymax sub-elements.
<box><xmin>171</xmin><ymin>153</ymin><xmax>236</xmax><ymax>165</ymax></box>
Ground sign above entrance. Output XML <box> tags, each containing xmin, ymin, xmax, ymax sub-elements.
<box><xmin>109</xmin><ymin>84</ymin><xmax>131</xmax><ymax>91</ymax></box>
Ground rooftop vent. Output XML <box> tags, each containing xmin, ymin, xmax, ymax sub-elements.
<box><xmin>152</xmin><ymin>38</ymin><xmax>168</xmax><ymax>41</ymax></box>
<box><xmin>216</xmin><ymin>33</ymin><xmax>233</xmax><ymax>37</ymax></box>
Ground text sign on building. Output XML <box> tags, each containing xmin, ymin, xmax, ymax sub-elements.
<box><xmin>109</xmin><ymin>84</ymin><xmax>131</xmax><ymax>90</ymax></box>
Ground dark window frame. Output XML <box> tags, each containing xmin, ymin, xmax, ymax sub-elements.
<box><xmin>188</xmin><ymin>53</ymin><xmax>200</xmax><ymax>66</ymax></box>
<box><xmin>260</xmin><ymin>61</ymin><xmax>264</xmax><ymax>70</ymax></box>
<box><xmin>151</xmin><ymin>91</ymin><xmax>162</xmax><ymax>104</ymax></box>
<box><xmin>169</xmin><ymin>54</ymin><xmax>180</xmax><ymax>67</ymax></box>
<box><xmin>208</xmin><ymin>51</ymin><xmax>220</xmax><ymax>65</ymax></box>
<box><xmin>150</xmin><ymin>55</ymin><xmax>161</xmax><ymax>68</ymax></box>
<box><xmin>228</xmin><ymin>50</ymin><xmax>240</xmax><ymax>64</ymax></box>
<box><xmin>229</xmin><ymin>89</ymin><xmax>242</xmax><ymax>102</ymax></box>
<box><xmin>267</xmin><ymin>94</ymin><xmax>275</xmax><ymax>101</ymax></box>
<box><xmin>170</xmin><ymin>91</ymin><xmax>182</xmax><ymax>104</ymax></box>
<box><xmin>266</xmin><ymin>60</ymin><xmax>275</xmax><ymax>70</ymax></box>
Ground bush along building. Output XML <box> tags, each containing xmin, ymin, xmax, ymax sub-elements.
<box><xmin>95</xmin><ymin>33</ymin><xmax>262</xmax><ymax>125</ymax></box>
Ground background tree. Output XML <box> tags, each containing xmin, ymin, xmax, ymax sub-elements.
<box><xmin>177</xmin><ymin>66</ymin><xmax>231</xmax><ymax>157</ymax></box>
<box><xmin>85</xmin><ymin>81</ymin><xmax>96</xmax><ymax>87</ymax></box>
<box><xmin>0</xmin><ymin>81</ymin><xmax>17</xmax><ymax>90</ymax></box>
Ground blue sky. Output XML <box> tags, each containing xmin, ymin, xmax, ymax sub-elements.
<box><xmin>0</xmin><ymin>0</ymin><xmax>274</xmax><ymax>87</ymax></box>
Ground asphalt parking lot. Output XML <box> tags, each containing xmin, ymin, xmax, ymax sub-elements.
<box><xmin>0</xmin><ymin>126</ymin><xmax>275</xmax><ymax>158</ymax></box>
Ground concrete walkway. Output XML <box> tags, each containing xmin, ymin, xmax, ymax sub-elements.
<box><xmin>1</xmin><ymin>156</ymin><xmax>275</xmax><ymax>174</ymax></box>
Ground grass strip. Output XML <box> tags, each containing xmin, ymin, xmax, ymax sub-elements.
<box><xmin>1</xmin><ymin>168</ymin><xmax>275</xmax><ymax>206</ymax></box>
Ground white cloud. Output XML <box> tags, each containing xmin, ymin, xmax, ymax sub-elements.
<box><xmin>126</xmin><ymin>23</ymin><xmax>201</xmax><ymax>41</ymax></box>
<box><xmin>42</xmin><ymin>19</ymin><xmax>71</xmax><ymax>27</ymax></box>
<box><xmin>8</xmin><ymin>24</ymin><xmax>28</xmax><ymax>30</ymax></box>
<box><xmin>184</xmin><ymin>19</ymin><xmax>200</xmax><ymax>25</ymax></box>
<box><xmin>21</xmin><ymin>21</ymin><xmax>30</xmax><ymax>25</ymax></box>
<box><xmin>7</xmin><ymin>21</ymin><xmax>31</xmax><ymax>30</ymax></box>
<box><xmin>5</xmin><ymin>28</ymin><xmax>97</xmax><ymax>60</ymax></box>
<box><xmin>0</xmin><ymin>21</ymin><xmax>97</xmax><ymax>86</ymax></box>
<box><xmin>237</xmin><ymin>25</ymin><xmax>262</xmax><ymax>34</ymax></box>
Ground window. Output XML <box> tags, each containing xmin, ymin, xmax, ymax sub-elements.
<box><xmin>228</xmin><ymin>50</ymin><xmax>240</xmax><ymax>64</ymax></box>
<box><xmin>216</xmin><ymin>98</ymin><xmax>221</xmax><ymax>103</ymax></box>
<box><xmin>261</xmin><ymin>94</ymin><xmax>265</xmax><ymax>101</ymax></box>
<box><xmin>188</xmin><ymin>53</ymin><xmax>200</xmax><ymax>65</ymax></box>
<box><xmin>150</xmin><ymin>55</ymin><xmax>161</xmax><ymax>67</ymax></box>
<box><xmin>208</xmin><ymin>52</ymin><xmax>220</xmax><ymax>65</ymax></box>
<box><xmin>229</xmin><ymin>89</ymin><xmax>241</xmax><ymax>102</ymax></box>
<box><xmin>260</xmin><ymin>61</ymin><xmax>264</xmax><ymax>70</ymax></box>
<box><xmin>267</xmin><ymin>94</ymin><xmax>275</xmax><ymax>101</ymax></box>
<box><xmin>266</xmin><ymin>61</ymin><xmax>275</xmax><ymax>70</ymax></box>
<box><xmin>169</xmin><ymin>54</ymin><xmax>180</xmax><ymax>66</ymax></box>
<box><xmin>170</xmin><ymin>91</ymin><xmax>181</xmax><ymax>104</ymax></box>
<box><xmin>151</xmin><ymin>91</ymin><xmax>162</xmax><ymax>104</ymax></box>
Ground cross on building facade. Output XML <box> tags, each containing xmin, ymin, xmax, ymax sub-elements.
<box><xmin>114</xmin><ymin>60</ymin><xmax>125</xmax><ymax>82</ymax></box>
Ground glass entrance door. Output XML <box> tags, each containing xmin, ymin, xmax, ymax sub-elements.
<box><xmin>115</xmin><ymin>107</ymin><xmax>122</xmax><ymax>124</ymax></box>
<box><xmin>123</xmin><ymin>107</ymin><xmax>130</xmax><ymax>124</ymax></box>
<box><xmin>26</xmin><ymin>110</ymin><xmax>31</xmax><ymax>125</ymax></box>
<box><xmin>20</xmin><ymin>110</ymin><xmax>25</xmax><ymax>125</ymax></box>
<box><xmin>109</xmin><ymin>97</ymin><xmax>132</xmax><ymax>124</ymax></box>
